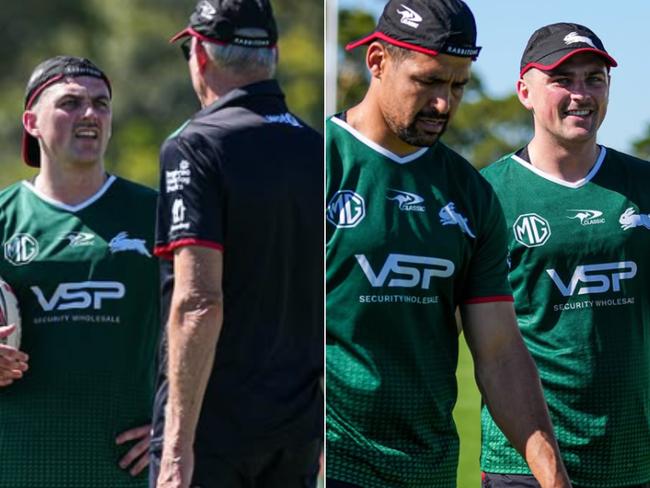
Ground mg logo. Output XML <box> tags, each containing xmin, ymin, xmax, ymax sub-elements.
<box><xmin>31</xmin><ymin>281</ymin><xmax>125</xmax><ymax>311</ymax></box>
<box><xmin>513</xmin><ymin>213</ymin><xmax>551</xmax><ymax>248</ymax></box>
<box><xmin>4</xmin><ymin>234</ymin><xmax>39</xmax><ymax>266</ymax></box>
<box><xmin>355</xmin><ymin>253</ymin><xmax>455</xmax><ymax>289</ymax></box>
<box><xmin>327</xmin><ymin>190</ymin><xmax>365</xmax><ymax>228</ymax></box>
<box><xmin>547</xmin><ymin>261</ymin><xmax>637</xmax><ymax>296</ymax></box>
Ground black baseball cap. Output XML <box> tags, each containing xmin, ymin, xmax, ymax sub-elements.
<box><xmin>520</xmin><ymin>22</ymin><xmax>617</xmax><ymax>77</ymax></box>
<box><xmin>346</xmin><ymin>0</ymin><xmax>481</xmax><ymax>60</ymax></box>
<box><xmin>22</xmin><ymin>56</ymin><xmax>112</xmax><ymax>167</ymax></box>
<box><xmin>170</xmin><ymin>0</ymin><xmax>277</xmax><ymax>48</ymax></box>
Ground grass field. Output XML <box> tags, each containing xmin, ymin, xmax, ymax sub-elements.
<box><xmin>454</xmin><ymin>333</ymin><xmax>482</xmax><ymax>488</ymax></box>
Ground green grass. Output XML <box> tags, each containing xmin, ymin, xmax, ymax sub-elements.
<box><xmin>454</xmin><ymin>334</ymin><xmax>482</xmax><ymax>488</ymax></box>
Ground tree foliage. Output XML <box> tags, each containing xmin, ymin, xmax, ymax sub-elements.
<box><xmin>0</xmin><ymin>0</ymin><xmax>323</xmax><ymax>189</ymax></box>
<box><xmin>632</xmin><ymin>124</ymin><xmax>650</xmax><ymax>161</ymax></box>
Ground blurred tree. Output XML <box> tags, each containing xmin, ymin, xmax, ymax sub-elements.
<box><xmin>632</xmin><ymin>124</ymin><xmax>650</xmax><ymax>161</ymax></box>
<box><xmin>444</xmin><ymin>77</ymin><xmax>533</xmax><ymax>169</ymax></box>
<box><xmin>336</xmin><ymin>8</ymin><xmax>532</xmax><ymax>169</ymax></box>
<box><xmin>0</xmin><ymin>0</ymin><xmax>323</xmax><ymax>189</ymax></box>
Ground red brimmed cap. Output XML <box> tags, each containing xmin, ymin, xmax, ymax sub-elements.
<box><xmin>345</xmin><ymin>0</ymin><xmax>481</xmax><ymax>60</ymax></box>
<box><xmin>22</xmin><ymin>56</ymin><xmax>112</xmax><ymax>167</ymax></box>
<box><xmin>520</xmin><ymin>22</ymin><xmax>617</xmax><ymax>77</ymax></box>
<box><xmin>170</xmin><ymin>0</ymin><xmax>277</xmax><ymax>48</ymax></box>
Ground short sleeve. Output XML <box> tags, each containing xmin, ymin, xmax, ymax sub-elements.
<box><xmin>462</xmin><ymin>184</ymin><xmax>513</xmax><ymax>304</ymax></box>
<box><xmin>154</xmin><ymin>136</ymin><xmax>224</xmax><ymax>259</ymax></box>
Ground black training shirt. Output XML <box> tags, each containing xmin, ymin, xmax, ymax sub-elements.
<box><xmin>152</xmin><ymin>80</ymin><xmax>323</xmax><ymax>456</ymax></box>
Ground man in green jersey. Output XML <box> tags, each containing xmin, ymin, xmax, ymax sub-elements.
<box><xmin>480</xmin><ymin>23</ymin><xmax>650</xmax><ymax>488</ymax></box>
<box><xmin>0</xmin><ymin>56</ymin><xmax>159</xmax><ymax>487</ymax></box>
<box><xmin>326</xmin><ymin>1</ymin><xmax>570</xmax><ymax>487</ymax></box>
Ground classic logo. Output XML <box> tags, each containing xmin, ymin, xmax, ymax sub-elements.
<box><xmin>563</xmin><ymin>32</ymin><xmax>596</xmax><ymax>48</ymax></box>
<box><xmin>439</xmin><ymin>202</ymin><xmax>475</xmax><ymax>238</ymax></box>
<box><xmin>619</xmin><ymin>207</ymin><xmax>650</xmax><ymax>230</ymax></box>
<box><xmin>109</xmin><ymin>232</ymin><xmax>151</xmax><ymax>257</ymax></box>
<box><xmin>513</xmin><ymin>213</ymin><xmax>551</xmax><ymax>247</ymax></box>
<box><xmin>567</xmin><ymin>209</ymin><xmax>605</xmax><ymax>226</ymax></box>
<box><xmin>327</xmin><ymin>190</ymin><xmax>365</xmax><ymax>228</ymax></box>
<box><xmin>166</xmin><ymin>160</ymin><xmax>191</xmax><ymax>193</ymax></box>
<box><xmin>547</xmin><ymin>261</ymin><xmax>636</xmax><ymax>297</ymax></box>
<box><xmin>387</xmin><ymin>189</ymin><xmax>425</xmax><ymax>212</ymax></box>
<box><xmin>355</xmin><ymin>253</ymin><xmax>455</xmax><ymax>289</ymax></box>
<box><xmin>396</xmin><ymin>4</ymin><xmax>423</xmax><ymax>28</ymax></box>
<box><xmin>4</xmin><ymin>233</ymin><xmax>39</xmax><ymax>266</ymax></box>
<box><xmin>31</xmin><ymin>281</ymin><xmax>125</xmax><ymax>311</ymax></box>
<box><xmin>61</xmin><ymin>232</ymin><xmax>95</xmax><ymax>247</ymax></box>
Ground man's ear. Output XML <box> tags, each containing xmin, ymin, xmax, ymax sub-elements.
<box><xmin>194</xmin><ymin>38</ymin><xmax>209</xmax><ymax>73</ymax></box>
<box><xmin>516</xmin><ymin>76</ymin><xmax>534</xmax><ymax>111</ymax></box>
<box><xmin>23</xmin><ymin>110</ymin><xmax>39</xmax><ymax>137</ymax></box>
<box><xmin>366</xmin><ymin>42</ymin><xmax>388</xmax><ymax>80</ymax></box>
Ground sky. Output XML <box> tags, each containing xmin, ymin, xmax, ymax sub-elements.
<box><xmin>334</xmin><ymin>0</ymin><xmax>649</xmax><ymax>153</ymax></box>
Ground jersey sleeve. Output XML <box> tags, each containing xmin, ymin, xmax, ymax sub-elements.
<box><xmin>462</xmin><ymin>183</ymin><xmax>513</xmax><ymax>304</ymax></box>
<box><xmin>154</xmin><ymin>136</ymin><xmax>224</xmax><ymax>259</ymax></box>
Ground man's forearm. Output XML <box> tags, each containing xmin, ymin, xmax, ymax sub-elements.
<box><xmin>164</xmin><ymin>293</ymin><xmax>223</xmax><ymax>456</ymax></box>
<box><xmin>476</xmin><ymin>336</ymin><xmax>569</xmax><ymax>487</ymax></box>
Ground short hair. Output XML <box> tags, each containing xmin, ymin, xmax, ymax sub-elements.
<box><xmin>202</xmin><ymin>28</ymin><xmax>277</xmax><ymax>79</ymax></box>
<box><xmin>378</xmin><ymin>40</ymin><xmax>413</xmax><ymax>64</ymax></box>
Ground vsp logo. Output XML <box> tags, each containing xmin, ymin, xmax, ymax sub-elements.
<box><xmin>31</xmin><ymin>281</ymin><xmax>125</xmax><ymax>311</ymax></box>
<box><xmin>4</xmin><ymin>234</ymin><xmax>39</xmax><ymax>266</ymax></box>
<box><xmin>327</xmin><ymin>190</ymin><xmax>365</xmax><ymax>228</ymax></box>
<box><xmin>513</xmin><ymin>213</ymin><xmax>551</xmax><ymax>248</ymax></box>
<box><xmin>355</xmin><ymin>253</ymin><xmax>455</xmax><ymax>289</ymax></box>
<box><xmin>546</xmin><ymin>261</ymin><xmax>637</xmax><ymax>296</ymax></box>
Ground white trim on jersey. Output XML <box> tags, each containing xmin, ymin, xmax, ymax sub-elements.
<box><xmin>511</xmin><ymin>146</ymin><xmax>606</xmax><ymax>189</ymax></box>
<box><xmin>22</xmin><ymin>175</ymin><xmax>117</xmax><ymax>213</ymax></box>
<box><xmin>331</xmin><ymin>116</ymin><xmax>429</xmax><ymax>164</ymax></box>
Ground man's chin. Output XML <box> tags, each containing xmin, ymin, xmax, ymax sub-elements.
<box><xmin>398</xmin><ymin>130</ymin><xmax>444</xmax><ymax>148</ymax></box>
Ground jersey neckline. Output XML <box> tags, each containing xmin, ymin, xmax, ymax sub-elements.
<box><xmin>511</xmin><ymin>146</ymin><xmax>606</xmax><ymax>189</ymax></box>
<box><xmin>22</xmin><ymin>175</ymin><xmax>117</xmax><ymax>213</ymax></box>
<box><xmin>331</xmin><ymin>116</ymin><xmax>429</xmax><ymax>165</ymax></box>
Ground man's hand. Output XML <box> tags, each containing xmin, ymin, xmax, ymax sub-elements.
<box><xmin>157</xmin><ymin>445</ymin><xmax>194</xmax><ymax>488</ymax></box>
<box><xmin>115</xmin><ymin>424</ymin><xmax>151</xmax><ymax>476</ymax></box>
<box><xmin>0</xmin><ymin>324</ymin><xmax>28</xmax><ymax>387</ymax></box>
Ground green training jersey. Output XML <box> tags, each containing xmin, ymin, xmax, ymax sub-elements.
<box><xmin>0</xmin><ymin>176</ymin><xmax>159</xmax><ymax>488</ymax></box>
<box><xmin>326</xmin><ymin>116</ymin><xmax>512</xmax><ymax>488</ymax></box>
<box><xmin>480</xmin><ymin>147</ymin><xmax>650</xmax><ymax>487</ymax></box>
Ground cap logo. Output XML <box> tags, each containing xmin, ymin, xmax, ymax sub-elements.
<box><xmin>197</xmin><ymin>0</ymin><xmax>216</xmax><ymax>20</ymax></box>
<box><xmin>563</xmin><ymin>32</ymin><xmax>596</xmax><ymax>48</ymax></box>
<box><xmin>396</xmin><ymin>4</ymin><xmax>423</xmax><ymax>29</ymax></box>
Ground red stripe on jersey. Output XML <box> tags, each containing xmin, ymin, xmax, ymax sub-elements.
<box><xmin>463</xmin><ymin>295</ymin><xmax>514</xmax><ymax>304</ymax></box>
<box><xmin>154</xmin><ymin>239</ymin><xmax>224</xmax><ymax>259</ymax></box>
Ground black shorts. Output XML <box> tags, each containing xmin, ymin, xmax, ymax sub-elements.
<box><xmin>150</xmin><ymin>439</ymin><xmax>321</xmax><ymax>488</ymax></box>
<box><xmin>326</xmin><ymin>480</ymin><xmax>362</xmax><ymax>488</ymax></box>
<box><xmin>482</xmin><ymin>472</ymin><xmax>650</xmax><ymax>488</ymax></box>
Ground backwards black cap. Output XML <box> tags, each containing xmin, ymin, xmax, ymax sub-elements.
<box><xmin>520</xmin><ymin>22</ymin><xmax>617</xmax><ymax>77</ymax></box>
<box><xmin>170</xmin><ymin>0</ymin><xmax>277</xmax><ymax>48</ymax></box>
<box><xmin>23</xmin><ymin>56</ymin><xmax>112</xmax><ymax>167</ymax></box>
<box><xmin>346</xmin><ymin>0</ymin><xmax>481</xmax><ymax>60</ymax></box>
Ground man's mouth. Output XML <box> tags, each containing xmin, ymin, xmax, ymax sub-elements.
<box><xmin>564</xmin><ymin>109</ymin><xmax>592</xmax><ymax>117</ymax></box>
<box><xmin>74</xmin><ymin>127</ymin><xmax>99</xmax><ymax>139</ymax></box>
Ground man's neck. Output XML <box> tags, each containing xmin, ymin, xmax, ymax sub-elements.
<box><xmin>346</xmin><ymin>99</ymin><xmax>423</xmax><ymax>157</ymax></box>
<box><xmin>527</xmin><ymin>134</ymin><xmax>600</xmax><ymax>183</ymax></box>
<box><xmin>34</xmin><ymin>160</ymin><xmax>107</xmax><ymax>206</ymax></box>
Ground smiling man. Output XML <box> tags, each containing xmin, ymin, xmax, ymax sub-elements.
<box><xmin>325</xmin><ymin>1</ymin><xmax>570</xmax><ymax>487</ymax></box>
<box><xmin>0</xmin><ymin>56</ymin><xmax>160</xmax><ymax>487</ymax></box>
<box><xmin>480</xmin><ymin>23</ymin><xmax>650</xmax><ymax>488</ymax></box>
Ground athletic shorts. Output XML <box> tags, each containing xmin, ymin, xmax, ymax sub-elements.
<box><xmin>150</xmin><ymin>439</ymin><xmax>321</xmax><ymax>488</ymax></box>
<box><xmin>482</xmin><ymin>472</ymin><xmax>650</xmax><ymax>488</ymax></box>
